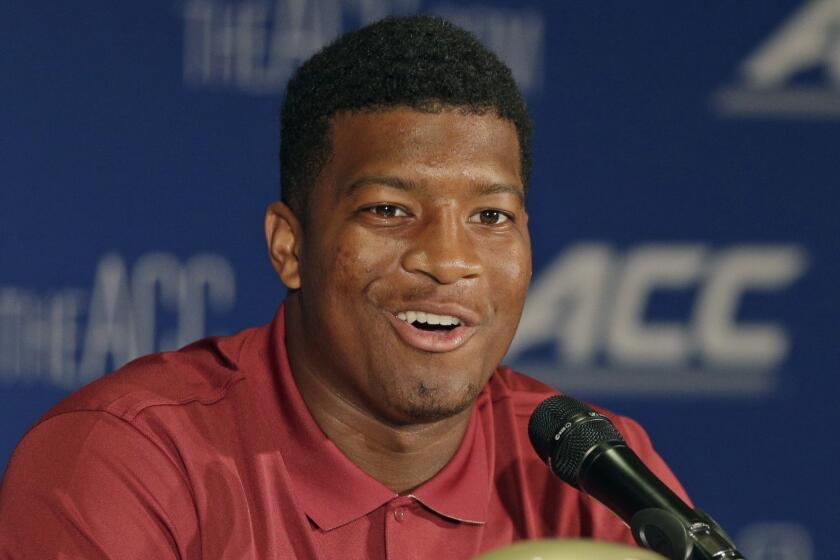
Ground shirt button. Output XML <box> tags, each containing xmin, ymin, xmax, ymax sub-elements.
<box><xmin>393</xmin><ymin>507</ymin><xmax>406</xmax><ymax>522</ymax></box>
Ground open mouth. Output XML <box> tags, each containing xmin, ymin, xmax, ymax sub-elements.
<box><xmin>412</xmin><ymin>322</ymin><xmax>456</xmax><ymax>332</ymax></box>
<box><xmin>396</xmin><ymin>311</ymin><xmax>461</xmax><ymax>332</ymax></box>
<box><xmin>389</xmin><ymin>309</ymin><xmax>476</xmax><ymax>353</ymax></box>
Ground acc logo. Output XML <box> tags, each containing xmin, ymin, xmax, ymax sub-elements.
<box><xmin>0</xmin><ymin>253</ymin><xmax>235</xmax><ymax>388</ymax></box>
<box><xmin>181</xmin><ymin>0</ymin><xmax>545</xmax><ymax>95</ymax></box>
<box><xmin>715</xmin><ymin>0</ymin><xmax>840</xmax><ymax>117</ymax></box>
<box><xmin>506</xmin><ymin>243</ymin><xmax>807</xmax><ymax>397</ymax></box>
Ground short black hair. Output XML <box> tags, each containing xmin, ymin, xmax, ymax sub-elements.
<box><xmin>279</xmin><ymin>15</ymin><xmax>533</xmax><ymax>218</ymax></box>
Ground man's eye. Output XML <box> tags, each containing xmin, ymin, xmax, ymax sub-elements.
<box><xmin>470</xmin><ymin>209</ymin><xmax>510</xmax><ymax>225</ymax></box>
<box><xmin>366</xmin><ymin>205</ymin><xmax>408</xmax><ymax>218</ymax></box>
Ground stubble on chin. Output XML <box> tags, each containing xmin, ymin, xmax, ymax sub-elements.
<box><xmin>382</xmin><ymin>377</ymin><xmax>483</xmax><ymax>424</ymax></box>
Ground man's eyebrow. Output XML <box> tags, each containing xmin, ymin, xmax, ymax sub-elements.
<box><xmin>476</xmin><ymin>182</ymin><xmax>525</xmax><ymax>204</ymax></box>
<box><xmin>342</xmin><ymin>175</ymin><xmax>524</xmax><ymax>203</ymax></box>
<box><xmin>343</xmin><ymin>176</ymin><xmax>422</xmax><ymax>197</ymax></box>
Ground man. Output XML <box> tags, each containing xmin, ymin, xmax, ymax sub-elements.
<box><xmin>0</xmin><ymin>16</ymin><xmax>688</xmax><ymax>559</ymax></box>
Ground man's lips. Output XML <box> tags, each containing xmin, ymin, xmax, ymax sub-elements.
<box><xmin>384</xmin><ymin>303</ymin><xmax>481</xmax><ymax>353</ymax></box>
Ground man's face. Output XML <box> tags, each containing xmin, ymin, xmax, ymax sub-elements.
<box><xmin>290</xmin><ymin>107</ymin><xmax>531</xmax><ymax>424</ymax></box>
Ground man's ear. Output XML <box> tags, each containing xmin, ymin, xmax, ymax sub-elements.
<box><xmin>264</xmin><ymin>201</ymin><xmax>303</xmax><ymax>290</ymax></box>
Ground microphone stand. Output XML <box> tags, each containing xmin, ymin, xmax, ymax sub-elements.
<box><xmin>630</xmin><ymin>506</ymin><xmax>744</xmax><ymax>560</ymax></box>
<box><xmin>581</xmin><ymin>445</ymin><xmax>746</xmax><ymax>560</ymax></box>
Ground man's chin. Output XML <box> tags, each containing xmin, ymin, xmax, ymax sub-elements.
<box><xmin>384</xmin><ymin>379</ymin><xmax>482</xmax><ymax>424</ymax></box>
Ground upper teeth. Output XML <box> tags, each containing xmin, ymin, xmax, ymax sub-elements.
<box><xmin>397</xmin><ymin>311</ymin><xmax>461</xmax><ymax>326</ymax></box>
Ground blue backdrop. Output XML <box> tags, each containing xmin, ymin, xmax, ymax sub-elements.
<box><xmin>2</xmin><ymin>1</ymin><xmax>837</xmax><ymax>559</ymax></box>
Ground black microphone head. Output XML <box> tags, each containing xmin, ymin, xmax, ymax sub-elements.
<box><xmin>528</xmin><ymin>394</ymin><xmax>625</xmax><ymax>487</ymax></box>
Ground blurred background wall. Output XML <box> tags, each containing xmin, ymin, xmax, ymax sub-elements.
<box><xmin>1</xmin><ymin>1</ymin><xmax>837</xmax><ymax>558</ymax></box>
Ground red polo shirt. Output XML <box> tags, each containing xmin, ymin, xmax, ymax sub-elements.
<box><xmin>0</xmin><ymin>305</ymin><xmax>689</xmax><ymax>559</ymax></box>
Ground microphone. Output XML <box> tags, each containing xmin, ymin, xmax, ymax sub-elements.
<box><xmin>528</xmin><ymin>394</ymin><xmax>746</xmax><ymax>560</ymax></box>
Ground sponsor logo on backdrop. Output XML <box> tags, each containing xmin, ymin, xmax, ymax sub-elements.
<box><xmin>0</xmin><ymin>253</ymin><xmax>235</xmax><ymax>388</ymax></box>
<box><xmin>181</xmin><ymin>0</ymin><xmax>544</xmax><ymax>94</ymax></box>
<box><xmin>715</xmin><ymin>0</ymin><xmax>840</xmax><ymax>118</ymax></box>
<box><xmin>737</xmin><ymin>522</ymin><xmax>814</xmax><ymax>560</ymax></box>
<box><xmin>506</xmin><ymin>243</ymin><xmax>807</xmax><ymax>396</ymax></box>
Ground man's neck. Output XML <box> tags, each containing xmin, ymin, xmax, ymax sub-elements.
<box><xmin>293</xmin><ymin>366</ymin><xmax>471</xmax><ymax>493</ymax></box>
<box><xmin>284</xmin><ymin>305</ymin><xmax>472</xmax><ymax>494</ymax></box>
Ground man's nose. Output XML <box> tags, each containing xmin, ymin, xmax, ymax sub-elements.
<box><xmin>400</xmin><ymin>212</ymin><xmax>483</xmax><ymax>284</ymax></box>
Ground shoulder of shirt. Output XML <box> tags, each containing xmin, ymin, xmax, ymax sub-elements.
<box><xmin>489</xmin><ymin>366</ymin><xmax>655</xmax><ymax>450</ymax></box>
<box><xmin>38</xmin><ymin>324</ymin><xmax>267</xmax><ymax>426</ymax></box>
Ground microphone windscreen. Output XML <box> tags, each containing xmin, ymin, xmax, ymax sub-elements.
<box><xmin>528</xmin><ymin>395</ymin><xmax>624</xmax><ymax>487</ymax></box>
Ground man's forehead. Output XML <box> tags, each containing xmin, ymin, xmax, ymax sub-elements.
<box><xmin>326</xmin><ymin>107</ymin><xmax>522</xmax><ymax>185</ymax></box>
